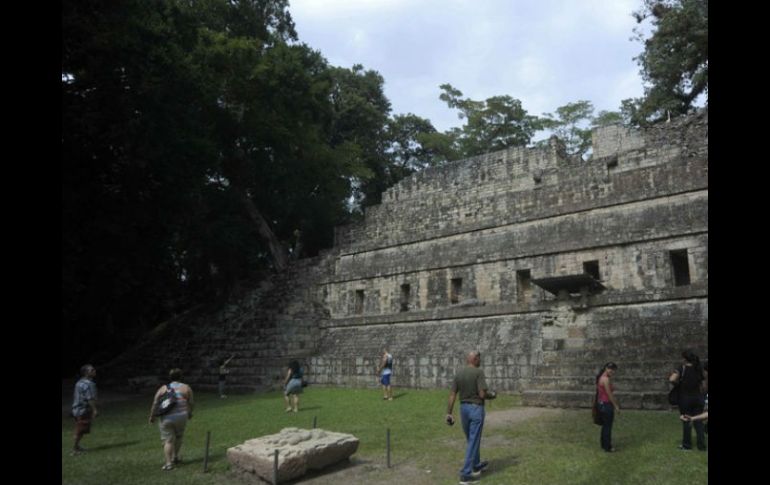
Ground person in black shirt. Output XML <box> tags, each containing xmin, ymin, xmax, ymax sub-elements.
<box><xmin>669</xmin><ymin>350</ymin><xmax>707</xmax><ymax>451</ymax></box>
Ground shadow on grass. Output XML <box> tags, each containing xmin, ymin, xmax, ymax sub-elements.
<box><xmin>185</xmin><ymin>450</ymin><xmax>229</xmax><ymax>467</ymax></box>
<box><xmin>295</xmin><ymin>406</ymin><xmax>323</xmax><ymax>412</ymax></box>
<box><xmin>281</xmin><ymin>456</ymin><xmax>372</xmax><ymax>484</ymax></box>
<box><xmin>482</xmin><ymin>454</ymin><xmax>520</xmax><ymax>478</ymax></box>
<box><xmin>178</xmin><ymin>456</ymin><xmax>208</xmax><ymax>466</ymax></box>
<box><xmin>87</xmin><ymin>440</ymin><xmax>141</xmax><ymax>452</ymax></box>
<box><xmin>391</xmin><ymin>392</ymin><xmax>408</xmax><ymax>400</ymax></box>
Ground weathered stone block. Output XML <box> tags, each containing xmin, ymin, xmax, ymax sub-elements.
<box><xmin>227</xmin><ymin>427</ymin><xmax>359</xmax><ymax>483</ymax></box>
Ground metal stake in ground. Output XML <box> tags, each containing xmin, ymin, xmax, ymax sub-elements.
<box><xmin>386</xmin><ymin>428</ymin><xmax>391</xmax><ymax>468</ymax></box>
<box><xmin>273</xmin><ymin>449</ymin><xmax>279</xmax><ymax>485</ymax></box>
<box><xmin>203</xmin><ymin>430</ymin><xmax>211</xmax><ymax>473</ymax></box>
<box><xmin>313</xmin><ymin>416</ymin><xmax>317</xmax><ymax>429</ymax></box>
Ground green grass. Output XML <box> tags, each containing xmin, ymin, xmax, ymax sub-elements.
<box><xmin>62</xmin><ymin>388</ymin><xmax>707</xmax><ymax>484</ymax></box>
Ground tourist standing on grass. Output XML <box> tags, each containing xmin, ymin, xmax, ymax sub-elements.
<box><xmin>218</xmin><ymin>354</ymin><xmax>234</xmax><ymax>398</ymax></box>
<box><xmin>71</xmin><ymin>364</ymin><xmax>98</xmax><ymax>456</ymax></box>
<box><xmin>149</xmin><ymin>368</ymin><xmax>194</xmax><ymax>471</ymax></box>
<box><xmin>446</xmin><ymin>351</ymin><xmax>495</xmax><ymax>484</ymax></box>
<box><xmin>669</xmin><ymin>350</ymin><xmax>706</xmax><ymax>451</ymax></box>
<box><xmin>377</xmin><ymin>348</ymin><xmax>394</xmax><ymax>400</ymax></box>
<box><xmin>596</xmin><ymin>362</ymin><xmax>620</xmax><ymax>452</ymax></box>
<box><xmin>283</xmin><ymin>360</ymin><xmax>303</xmax><ymax>413</ymax></box>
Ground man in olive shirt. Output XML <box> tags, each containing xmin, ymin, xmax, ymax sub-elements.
<box><xmin>446</xmin><ymin>351</ymin><xmax>494</xmax><ymax>484</ymax></box>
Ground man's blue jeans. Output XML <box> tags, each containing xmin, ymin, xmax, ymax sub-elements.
<box><xmin>460</xmin><ymin>402</ymin><xmax>485</xmax><ymax>478</ymax></box>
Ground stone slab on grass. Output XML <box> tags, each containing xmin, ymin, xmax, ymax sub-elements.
<box><xmin>227</xmin><ymin>427</ymin><xmax>359</xmax><ymax>483</ymax></box>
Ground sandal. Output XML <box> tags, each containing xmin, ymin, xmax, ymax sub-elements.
<box><xmin>162</xmin><ymin>463</ymin><xmax>175</xmax><ymax>471</ymax></box>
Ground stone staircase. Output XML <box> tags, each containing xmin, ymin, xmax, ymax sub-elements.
<box><xmin>102</xmin><ymin>255</ymin><xmax>332</xmax><ymax>393</ymax></box>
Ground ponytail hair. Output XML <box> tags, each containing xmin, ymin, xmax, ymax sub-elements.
<box><xmin>682</xmin><ymin>350</ymin><xmax>703</xmax><ymax>376</ymax></box>
<box><xmin>595</xmin><ymin>362</ymin><xmax>618</xmax><ymax>383</ymax></box>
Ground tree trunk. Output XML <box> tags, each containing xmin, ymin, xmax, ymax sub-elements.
<box><xmin>234</xmin><ymin>189</ymin><xmax>288</xmax><ymax>271</ymax></box>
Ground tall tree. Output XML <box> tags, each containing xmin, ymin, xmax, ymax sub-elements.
<box><xmin>422</xmin><ymin>84</ymin><xmax>544</xmax><ymax>162</ymax></box>
<box><xmin>384</xmin><ymin>113</ymin><xmax>439</xmax><ymax>182</ymax></box>
<box><xmin>62</xmin><ymin>0</ymin><xmax>377</xmax><ymax>372</ymax></box>
<box><xmin>327</xmin><ymin>64</ymin><xmax>391</xmax><ymax>208</ymax></box>
<box><xmin>541</xmin><ymin>100</ymin><xmax>595</xmax><ymax>160</ymax></box>
<box><xmin>63</xmin><ymin>0</ymin><xmax>223</xmax><ymax>369</ymax></box>
<box><xmin>627</xmin><ymin>0</ymin><xmax>708</xmax><ymax>124</ymax></box>
<box><xmin>592</xmin><ymin>110</ymin><xmax>627</xmax><ymax>128</ymax></box>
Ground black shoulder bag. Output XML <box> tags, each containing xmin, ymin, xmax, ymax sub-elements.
<box><xmin>667</xmin><ymin>366</ymin><xmax>684</xmax><ymax>406</ymax></box>
<box><xmin>154</xmin><ymin>383</ymin><xmax>178</xmax><ymax>416</ymax></box>
<box><xmin>592</xmin><ymin>386</ymin><xmax>603</xmax><ymax>425</ymax></box>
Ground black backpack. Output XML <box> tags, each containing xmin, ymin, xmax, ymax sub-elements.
<box><xmin>154</xmin><ymin>383</ymin><xmax>178</xmax><ymax>416</ymax></box>
<box><xmin>668</xmin><ymin>366</ymin><xmax>684</xmax><ymax>406</ymax></box>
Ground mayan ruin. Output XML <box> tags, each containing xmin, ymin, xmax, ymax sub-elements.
<box><xmin>108</xmin><ymin>109</ymin><xmax>707</xmax><ymax>411</ymax></box>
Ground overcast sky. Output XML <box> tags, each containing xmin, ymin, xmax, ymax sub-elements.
<box><xmin>290</xmin><ymin>0</ymin><xmax>649</xmax><ymax>138</ymax></box>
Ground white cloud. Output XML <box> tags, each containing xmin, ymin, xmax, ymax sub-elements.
<box><xmin>603</xmin><ymin>67</ymin><xmax>646</xmax><ymax>108</ymax></box>
<box><xmin>290</xmin><ymin>0</ymin><xmax>411</xmax><ymax>19</ymax></box>
<box><xmin>348</xmin><ymin>28</ymin><xmax>369</xmax><ymax>51</ymax></box>
<box><xmin>290</xmin><ymin>0</ymin><xmax>648</xmax><ymax>131</ymax></box>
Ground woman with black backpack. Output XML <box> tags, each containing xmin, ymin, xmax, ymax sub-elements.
<box><xmin>669</xmin><ymin>350</ymin><xmax>706</xmax><ymax>451</ymax></box>
<box><xmin>149</xmin><ymin>368</ymin><xmax>194</xmax><ymax>470</ymax></box>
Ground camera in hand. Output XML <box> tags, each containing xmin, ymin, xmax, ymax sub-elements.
<box><xmin>446</xmin><ymin>415</ymin><xmax>455</xmax><ymax>426</ymax></box>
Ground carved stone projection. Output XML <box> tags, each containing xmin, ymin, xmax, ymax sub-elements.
<box><xmin>227</xmin><ymin>427</ymin><xmax>360</xmax><ymax>483</ymax></box>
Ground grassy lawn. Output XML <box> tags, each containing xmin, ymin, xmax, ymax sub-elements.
<box><xmin>62</xmin><ymin>387</ymin><xmax>707</xmax><ymax>484</ymax></box>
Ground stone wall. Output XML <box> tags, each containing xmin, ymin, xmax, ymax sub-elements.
<box><xmin>103</xmin><ymin>256</ymin><xmax>334</xmax><ymax>393</ymax></box>
<box><xmin>108</xmin><ymin>109</ymin><xmax>707</xmax><ymax>409</ymax></box>
<box><xmin>315</xmin><ymin>109</ymin><xmax>708</xmax><ymax>409</ymax></box>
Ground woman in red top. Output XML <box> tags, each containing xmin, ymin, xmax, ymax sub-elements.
<box><xmin>596</xmin><ymin>362</ymin><xmax>620</xmax><ymax>452</ymax></box>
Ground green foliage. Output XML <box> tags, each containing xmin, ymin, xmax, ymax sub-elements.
<box><xmin>427</xmin><ymin>84</ymin><xmax>544</xmax><ymax>161</ymax></box>
<box><xmin>62</xmin><ymin>0</ymin><xmax>389</xmax><ymax>371</ymax></box>
<box><xmin>62</xmin><ymin>388</ymin><xmax>707</xmax><ymax>485</ymax></box>
<box><xmin>327</xmin><ymin>64</ymin><xmax>392</xmax><ymax>208</ymax></box>
<box><xmin>63</xmin><ymin>0</ymin><xmax>224</xmax><ymax>368</ymax></box>
<box><xmin>538</xmin><ymin>102</ymin><xmax>634</xmax><ymax>160</ymax></box>
<box><xmin>592</xmin><ymin>110</ymin><xmax>627</xmax><ymax>128</ymax></box>
<box><xmin>628</xmin><ymin>0</ymin><xmax>708</xmax><ymax>124</ymax></box>
<box><xmin>541</xmin><ymin>101</ymin><xmax>595</xmax><ymax>160</ymax></box>
<box><xmin>415</xmin><ymin>131</ymin><xmax>462</xmax><ymax>165</ymax></box>
<box><xmin>386</xmin><ymin>113</ymin><xmax>439</xmax><ymax>173</ymax></box>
